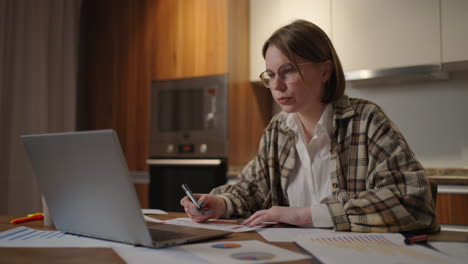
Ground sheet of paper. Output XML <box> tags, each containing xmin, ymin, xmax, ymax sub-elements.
<box><xmin>257</xmin><ymin>227</ymin><xmax>334</xmax><ymax>242</ymax></box>
<box><xmin>113</xmin><ymin>246</ymin><xmax>206</xmax><ymax>264</ymax></box>
<box><xmin>143</xmin><ymin>215</ymin><xmax>165</xmax><ymax>223</ymax></box>
<box><xmin>145</xmin><ymin>217</ymin><xmax>265</xmax><ymax>232</ymax></box>
<box><xmin>0</xmin><ymin>226</ymin><xmax>129</xmax><ymax>248</ymax></box>
<box><xmin>141</xmin><ymin>208</ymin><xmax>167</xmax><ymax>215</ymax></box>
<box><xmin>295</xmin><ymin>233</ymin><xmax>459</xmax><ymax>264</ymax></box>
<box><xmin>428</xmin><ymin>242</ymin><xmax>468</xmax><ymax>262</ymax></box>
<box><xmin>180</xmin><ymin>240</ymin><xmax>310</xmax><ymax>264</ymax></box>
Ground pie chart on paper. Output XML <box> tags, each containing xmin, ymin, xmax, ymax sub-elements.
<box><xmin>211</xmin><ymin>243</ymin><xmax>242</xmax><ymax>249</ymax></box>
<box><xmin>230</xmin><ymin>252</ymin><xmax>276</xmax><ymax>260</ymax></box>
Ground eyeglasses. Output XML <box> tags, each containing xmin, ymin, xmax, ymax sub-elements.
<box><xmin>258</xmin><ymin>62</ymin><xmax>314</xmax><ymax>88</ymax></box>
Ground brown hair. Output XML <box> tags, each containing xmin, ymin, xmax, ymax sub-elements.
<box><xmin>262</xmin><ymin>20</ymin><xmax>345</xmax><ymax>103</ymax></box>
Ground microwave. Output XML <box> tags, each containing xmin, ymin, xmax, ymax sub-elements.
<box><xmin>149</xmin><ymin>74</ymin><xmax>228</xmax><ymax>158</ymax></box>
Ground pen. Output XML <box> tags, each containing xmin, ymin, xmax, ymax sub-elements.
<box><xmin>404</xmin><ymin>234</ymin><xmax>428</xmax><ymax>245</ymax></box>
<box><xmin>181</xmin><ymin>184</ymin><xmax>204</xmax><ymax>215</ymax></box>
<box><xmin>10</xmin><ymin>213</ymin><xmax>44</xmax><ymax>224</ymax></box>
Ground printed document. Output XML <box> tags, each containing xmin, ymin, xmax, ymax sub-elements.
<box><xmin>144</xmin><ymin>216</ymin><xmax>266</xmax><ymax>232</ymax></box>
<box><xmin>257</xmin><ymin>227</ymin><xmax>333</xmax><ymax>242</ymax></box>
<box><xmin>295</xmin><ymin>232</ymin><xmax>459</xmax><ymax>264</ymax></box>
<box><xmin>180</xmin><ymin>240</ymin><xmax>310</xmax><ymax>264</ymax></box>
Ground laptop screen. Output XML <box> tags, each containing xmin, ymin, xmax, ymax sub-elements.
<box><xmin>21</xmin><ymin>130</ymin><xmax>153</xmax><ymax>246</ymax></box>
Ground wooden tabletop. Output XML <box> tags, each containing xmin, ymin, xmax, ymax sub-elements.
<box><xmin>1</xmin><ymin>213</ymin><xmax>467</xmax><ymax>264</ymax></box>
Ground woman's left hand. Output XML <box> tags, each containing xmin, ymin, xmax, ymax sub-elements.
<box><xmin>241</xmin><ymin>206</ymin><xmax>312</xmax><ymax>227</ymax></box>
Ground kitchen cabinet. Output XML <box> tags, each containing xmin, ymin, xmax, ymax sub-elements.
<box><xmin>84</xmin><ymin>0</ymin><xmax>273</xmax><ymax>207</ymax></box>
<box><xmin>82</xmin><ymin>0</ymin><xmax>156</xmax><ymax>208</ymax></box>
<box><xmin>152</xmin><ymin>0</ymin><xmax>227</xmax><ymax>80</ymax></box>
<box><xmin>249</xmin><ymin>0</ymin><xmax>331</xmax><ymax>81</ymax></box>
<box><xmin>437</xmin><ymin>192</ymin><xmax>468</xmax><ymax>226</ymax></box>
<box><xmin>427</xmin><ymin>172</ymin><xmax>468</xmax><ymax>229</ymax></box>
<box><xmin>332</xmin><ymin>0</ymin><xmax>440</xmax><ymax>72</ymax></box>
<box><xmin>441</xmin><ymin>0</ymin><xmax>468</xmax><ymax>63</ymax></box>
<box><xmin>153</xmin><ymin>0</ymin><xmax>271</xmax><ymax>169</ymax></box>
<box><xmin>155</xmin><ymin>1</ymin><xmax>275</xmax><ymax>169</ymax></box>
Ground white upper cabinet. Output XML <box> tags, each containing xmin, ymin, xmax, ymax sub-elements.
<box><xmin>441</xmin><ymin>0</ymin><xmax>468</xmax><ymax>63</ymax></box>
<box><xmin>249</xmin><ymin>0</ymin><xmax>331</xmax><ymax>81</ymax></box>
<box><xmin>332</xmin><ymin>0</ymin><xmax>441</xmax><ymax>72</ymax></box>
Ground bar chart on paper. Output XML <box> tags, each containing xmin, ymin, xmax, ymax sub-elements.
<box><xmin>296</xmin><ymin>233</ymin><xmax>457</xmax><ymax>264</ymax></box>
<box><xmin>0</xmin><ymin>227</ymin><xmax>123</xmax><ymax>247</ymax></box>
<box><xmin>0</xmin><ymin>226</ymin><xmax>69</xmax><ymax>242</ymax></box>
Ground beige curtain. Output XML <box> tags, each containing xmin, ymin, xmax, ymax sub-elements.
<box><xmin>0</xmin><ymin>0</ymin><xmax>82</xmax><ymax>214</ymax></box>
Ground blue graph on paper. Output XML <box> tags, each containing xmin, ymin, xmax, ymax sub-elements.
<box><xmin>0</xmin><ymin>226</ymin><xmax>68</xmax><ymax>241</ymax></box>
<box><xmin>0</xmin><ymin>226</ymin><xmax>122</xmax><ymax>247</ymax></box>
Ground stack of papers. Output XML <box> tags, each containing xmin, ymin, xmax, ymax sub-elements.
<box><xmin>257</xmin><ymin>227</ymin><xmax>467</xmax><ymax>264</ymax></box>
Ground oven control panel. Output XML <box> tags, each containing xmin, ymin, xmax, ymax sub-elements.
<box><xmin>165</xmin><ymin>144</ymin><xmax>210</xmax><ymax>155</ymax></box>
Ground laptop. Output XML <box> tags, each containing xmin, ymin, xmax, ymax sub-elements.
<box><xmin>21</xmin><ymin>129</ymin><xmax>231</xmax><ymax>248</ymax></box>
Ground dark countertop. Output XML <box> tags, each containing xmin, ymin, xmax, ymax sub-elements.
<box><xmin>227</xmin><ymin>167</ymin><xmax>468</xmax><ymax>185</ymax></box>
<box><xmin>425</xmin><ymin>168</ymin><xmax>468</xmax><ymax>186</ymax></box>
<box><xmin>425</xmin><ymin>168</ymin><xmax>468</xmax><ymax>176</ymax></box>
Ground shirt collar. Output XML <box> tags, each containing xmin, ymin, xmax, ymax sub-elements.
<box><xmin>286</xmin><ymin>104</ymin><xmax>334</xmax><ymax>138</ymax></box>
<box><xmin>279</xmin><ymin>95</ymin><xmax>356</xmax><ymax>138</ymax></box>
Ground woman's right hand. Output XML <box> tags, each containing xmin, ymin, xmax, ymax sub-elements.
<box><xmin>180</xmin><ymin>194</ymin><xmax>227</xmax><ymax>222</ymax></box>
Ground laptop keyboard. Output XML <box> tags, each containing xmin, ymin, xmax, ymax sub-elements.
<box><xmin>148</xmin><ymin>227</ymin><xmax>193</xmax><ymax>241</ymax></box>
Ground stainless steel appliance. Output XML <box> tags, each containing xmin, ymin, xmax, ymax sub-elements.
<box><xmin>147</xmin><ymin>74</ymin><xmax>228</xmax><ymax>212</ymax></box>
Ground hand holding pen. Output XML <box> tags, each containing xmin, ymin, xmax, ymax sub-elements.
<box><xmin>180</xmin><ymin>184</ymin><xmax>226</xmax><ymax>223</ymax></box>
<box><xmin>181</xmin><ymin>184</ymin><xmax>204</xmax><ymax>215</ymax></box>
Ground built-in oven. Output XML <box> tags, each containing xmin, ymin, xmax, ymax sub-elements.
<box><xmin>147</xmin><ymin>74</ymin><xmax>228</xmax><ymax>212</ymax></box>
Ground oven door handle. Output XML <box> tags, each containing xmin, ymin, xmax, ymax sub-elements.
<box><xmin>146</xmin><ymin>159</ymin><xmax>222</xmax><ymax>166</ymax></box>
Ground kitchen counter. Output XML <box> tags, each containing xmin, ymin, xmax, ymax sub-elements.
<box><xmin>228</xmin><ymin>167</ymin><xmax>468</xmax><ymax>185</ymax></box>
<box><xmin>425</xmin><ymin>168</ymin><xmax>468</xmax><ymax>228</ymax></box>
<box><xmin>425</xmin><ymin>168</ymin><xmax>468</xmax><ymax>186</ymax></box>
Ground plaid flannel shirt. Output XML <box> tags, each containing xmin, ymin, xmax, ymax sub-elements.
<box><xmin>211</xmin><ymin>95</ymin><xmax>440</xmax><ymax>233</ymax></box>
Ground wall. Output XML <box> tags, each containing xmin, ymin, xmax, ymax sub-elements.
<box><xmin>347</xmin><ymin>72</ymin><xmax>468</xmax><ymax>169</ymax></box>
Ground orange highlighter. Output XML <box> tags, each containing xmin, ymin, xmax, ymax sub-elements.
<box><xmin>10</xmin><ymin>213</ymin><xmax>44</xmax><ymax>224</ymax></box>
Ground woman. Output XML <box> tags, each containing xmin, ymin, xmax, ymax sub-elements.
<box><xmin>180</xmin><ymin>20</ymin><xmax>439</xmax><ymax>233</ymax></box>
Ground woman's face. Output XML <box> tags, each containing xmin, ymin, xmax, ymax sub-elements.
<box><xmin>264</xmin><ymin>45</ymin><xmax>331</xmax><ymax>115</ymax></box>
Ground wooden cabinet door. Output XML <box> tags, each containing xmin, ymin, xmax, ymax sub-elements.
<box><xmin>152</xmin><ymin>0</ymin><xmax>227</xmax><ymax>80</ymax></box>
<box><xmin>436</xmin><ymin>185</ymin><xmax>468</xmax><ymax>226</ymax></box>
<box><xmin>441</xmin><ymin>0</ymin><xmax>468</xmax><ymax>63</ymax></box>
<box><xmin>332</xmin><ymin>0</ymin><xmax>440</xmax><ymax>72</ymax></box>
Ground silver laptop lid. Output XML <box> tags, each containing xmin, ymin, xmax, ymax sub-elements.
<box><xmin>21</xmin><ymin>130</ymin><xmax>153</xmax><ymax>247</ymax></box>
